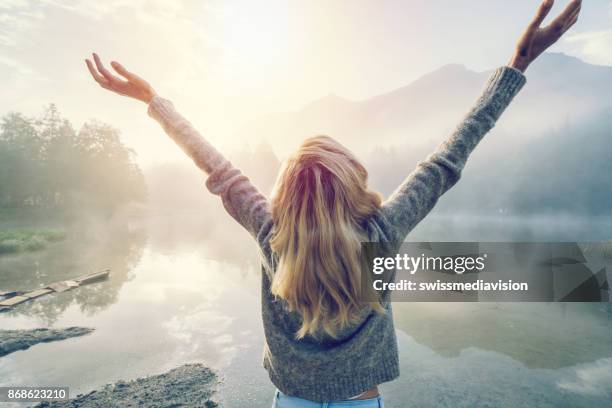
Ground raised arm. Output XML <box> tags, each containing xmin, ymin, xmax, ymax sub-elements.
<box><xmin>85</xmin><ymin>54</ymin><xmax>271</xmax><ymax>240</ymax></box>
<box><xmin>381</xmin><ymin>0</ymin><xmax>581</xmax><ymax>242</ymax></box>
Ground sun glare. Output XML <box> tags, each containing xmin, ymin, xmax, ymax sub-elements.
<box><xmin>218</xmin><ymin>1</ymin><xmax>296</xmax><ymax>78</ymax></box>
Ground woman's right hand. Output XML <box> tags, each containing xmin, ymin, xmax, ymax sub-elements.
<box><xmin>85</xmin><ymin>53</ymin><xmax>157</xmax><ymax>104</ymax></box>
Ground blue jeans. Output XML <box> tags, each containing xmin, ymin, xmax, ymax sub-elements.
<box><xmin>272</xmin><ymin>390</ymin><xmax>385</xmax><ymax>408</ymax></box>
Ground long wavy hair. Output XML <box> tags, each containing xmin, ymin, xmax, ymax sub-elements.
<box><xmin>269</xmin><ymin>135</ymin><xmax>384</xmax><ymax>339</ymax></box>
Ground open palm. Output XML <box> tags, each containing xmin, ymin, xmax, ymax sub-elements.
<box><xmin>85</xmin><ymin>53</ymin><xmax>156</xmax><ymax>103</ymax></box>
<box><xmin>510</xmin><ymin>0</ymin><xmax>582</xmax><ymax>72</ymax></box>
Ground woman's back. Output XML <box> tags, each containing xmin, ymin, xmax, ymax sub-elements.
<box><xmin>258</xmin><ymin>210</ymin><xmax>399</xmax><ymax>402</ymax></box>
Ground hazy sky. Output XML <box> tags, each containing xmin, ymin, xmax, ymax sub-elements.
<box><xmin>1</xmin><ymin>0</ymin><xmax>611</xmax><ymax>166</ymax></box>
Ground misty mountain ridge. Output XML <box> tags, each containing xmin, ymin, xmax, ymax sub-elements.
<box><xmin>148</xmin><ymin>53</ymin><xmax>612</xmax><ymax>219</ymax></box>
<box><xmin>236</xmin><ymin>53</ymin><xmax>612</xmax><ymax>158</ymax></box>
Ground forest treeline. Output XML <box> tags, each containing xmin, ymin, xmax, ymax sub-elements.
<box><xmin>0</xmin><ymin>104</ymin><xmax>146</xmax><ymax>212</ymax></box>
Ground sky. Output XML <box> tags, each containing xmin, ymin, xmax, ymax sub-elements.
<box><xmin>1</xmin><ymin>0</ymin><xmax>611</xmax><ymax>167</ymax></box>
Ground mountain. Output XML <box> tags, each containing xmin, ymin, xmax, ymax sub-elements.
<box><xmin>229</xmin><ymin>53</ymin><xmax>612</xmax><ymax>217</ymax></box>
<box><xmin>237</xmin><ymin>53</ymin><xmax>612</xmax><ymax>157</ymax></box>
<box><xmin>148</xmin><ymin>53</ymin><xmax>612</xmax><ymax>228</ymax></box>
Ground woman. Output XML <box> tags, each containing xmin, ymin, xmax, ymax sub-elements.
<box><xmin>86</xmin><ymin>1</ymin><xmax>581</xmax><ymax>406</ymax></box>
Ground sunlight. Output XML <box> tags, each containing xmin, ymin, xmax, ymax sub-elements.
<box><xmin>217</xmin><ymin>1</ymin><xmax>297</xmax><ymax>79</ymax></box>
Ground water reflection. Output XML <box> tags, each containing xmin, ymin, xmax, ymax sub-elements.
<box><xmin>393</xmin><ymin>302</ymin><xmax>612</xmax><ymax>370</ymax></box>
<box><xmin>382</xmin><ymin>331</ymin><xmax>612</xmax><ymax>408</ymax></box>
<box><xmin>0</xmin><ymin>220</ymin><xmax>146</xmax><ymax>324</ymax></box>
<box><xmin>0</xmin><ymin>213</ymin><xmax>610</xmax><ymax>407</ymax></box>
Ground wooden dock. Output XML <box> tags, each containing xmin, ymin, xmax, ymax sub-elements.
<box><xmin>0</xmin><ymin>269</ymin><xmax>110</xmax><ymax>311</ymax></box>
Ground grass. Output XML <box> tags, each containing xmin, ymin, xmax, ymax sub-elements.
<box><xmin>0</xmin><ymin>229</ymin><xmax>66</xmax><ymax>255</ymax></box>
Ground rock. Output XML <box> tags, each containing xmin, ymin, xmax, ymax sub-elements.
<box><xmin>0</xmin><ymin>327</ymin><xmax>94</xmax><ymax>357</ymax></box>
<box><xmin>34</xmin><ymin>364</ymin><xmax>219</xmax><ymax>408</ymax></box>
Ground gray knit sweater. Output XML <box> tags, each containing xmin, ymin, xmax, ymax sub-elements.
<box><xmin>148</xmin><ymin>66</ymin><xmax>526</xmax><ymax>402</ymax></box>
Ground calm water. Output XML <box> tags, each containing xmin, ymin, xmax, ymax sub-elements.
<box><xmin>0</xmin><ymin>213</ymin><xmax>611</xmax><ymax>407</ymax></box>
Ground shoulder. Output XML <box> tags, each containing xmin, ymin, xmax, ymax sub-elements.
<box><xmin>364</xmin><ymin>209</ymin><xmax>400</xmax><ymax>243</ymax></box>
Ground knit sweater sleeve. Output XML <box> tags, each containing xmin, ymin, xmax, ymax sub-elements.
<box><xmin>147</xmin><ymin>96</ymin><xmax>271</xmax><ymax>239</ymax></box>
<box><xmin>380</xmin><ymin>66</ymin><xmax>526</xmax><ymax>242</ymax></box>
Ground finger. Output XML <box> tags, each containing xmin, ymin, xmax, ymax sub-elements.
<box><xmin>549</xmin><ymin>0</ymin><xmax>581</xmax><ymax>32</ymax></box>
<box><xmin>112</xmin><ymin>61</ymin><xmax>151</xmax><ymax>92</ymax></box>
<box><xmin>93</xmin><ymin>53</ymin><xmax>123</xmax><ymax>84</ymax></box>
<box><xmin>562</xmin><ymin>3</ymin><xmax>581</xmax><ymax>30</ymax></box>
<box><xmin>85</xmin><ymin>59</ymin><xmax>109</xmax><ymax>85</ymax></box>
<box><xmin>111</xmin><ymin>61</ymin><xmax>136</xmax><ymax>81</ymax></box>
<box><xmin>529</xmin><ymin>0</ymin><xmax>555</xmax><ymax>29</ymax></box>
<box><xmin>563</xmin><ymin>13</ymin><xmax>579</xmax><ymax>32</ymax></box>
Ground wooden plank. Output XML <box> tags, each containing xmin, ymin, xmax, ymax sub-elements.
<box><xmin>1</xmin><ymin>269</ymin><xmax>110</xmax><ymax>307</ymax></box>
<box><xmin>75</xmin><ymin>269</ymin><xmax>110</xmax><ymax>285</ymax></box>
<box><xmin>47</xmin><ymin>281</ymin><xmax>76</xmax><ymax>293</ymax></box>
<box><xmin>0</xmin><ymin>291</ymin><xmax>23</xmax><ymax>299</ymax></box>
<box><xmin>0</xmin><ymin>296</ymin><xmax>29</xmax><ymax>307</ymax></box>
<box><xmin>22</xmin><ymin>288</ymin><xmax>53</xmax><ymax>299</ymax></box>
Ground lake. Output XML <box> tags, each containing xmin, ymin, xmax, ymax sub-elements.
<box><xmin>1</xmin><ymin>213</ymin><xmax>611</xmax><ymax>407</ymax></box>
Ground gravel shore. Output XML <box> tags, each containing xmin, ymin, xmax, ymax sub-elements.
<box><xmin>34</xmin><ymin>364</ymin><xmax>219</xmax><ymax>408</ymax></box>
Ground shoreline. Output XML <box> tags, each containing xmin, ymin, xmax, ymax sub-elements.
<box><xmin>33</xmin><ymin>364</ymin><xmax>218</xmax><ymax>408</ymax></box>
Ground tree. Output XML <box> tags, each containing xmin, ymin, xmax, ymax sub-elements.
<box><xmin>0</xmin><ymin>112</ymin><xmax>43</xmax><ymax>206</ymax></box>
<box><xmin>0</xmin><ymin>105</ymin><xmax>146</xmax><ymax>213</ymax></box>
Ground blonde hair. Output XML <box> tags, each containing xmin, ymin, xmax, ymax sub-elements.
<box><xmin>270</xmin><ymin>135</ymin><xmax>384</xmax><ymax>339</ymax></box>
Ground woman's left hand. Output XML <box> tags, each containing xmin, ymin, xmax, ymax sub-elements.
<box><xmin>509</xmin><ymin>0</ymin><xmax>582</xmax><ymax>72</ymax></box>
<box><xmin>85</xmin><ymin>53</ymin><xmax>157</xmax><ymax>104</ymax></box>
